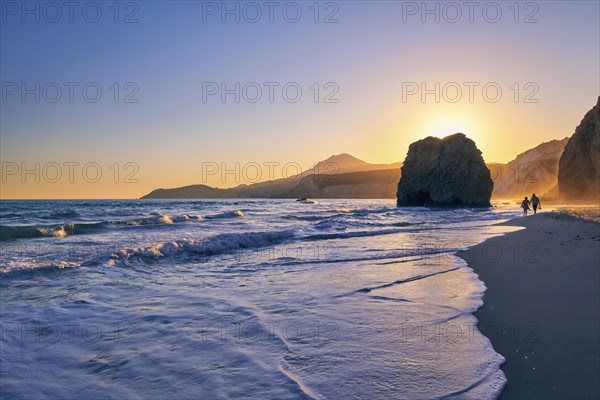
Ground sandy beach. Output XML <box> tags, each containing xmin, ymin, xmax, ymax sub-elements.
<box><xmin>458</xmin><ymin>212</ymin><xmax>600</xmax><ymax>399</ymax></box>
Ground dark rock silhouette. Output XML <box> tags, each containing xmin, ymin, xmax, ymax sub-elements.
<box><xmin>558</xmin><ymin>96</ymin><xmax>600</xmax><ymax>203</ymax></box>
<box><xmin>396</xmin><ymin>133</ymin><xmax>493</xmax><ymax>207</ymax></box>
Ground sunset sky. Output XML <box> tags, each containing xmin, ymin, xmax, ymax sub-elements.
<box><xmin>1</xmin><ymin>1</ymin><xmax>599</xmax><ymax>199</ymax></box>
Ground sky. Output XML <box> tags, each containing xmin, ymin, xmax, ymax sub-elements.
<box><xmin>1</xmin><ymin>0</ymin><xmax>599</xmax><ymax>199</ymax></box>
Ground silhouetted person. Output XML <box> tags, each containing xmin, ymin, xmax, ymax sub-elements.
<box><xmin>521</xmin><ymin>197</ymin><xmax>530</xmax><ymax>216</ymax></box>
<box><xmin>530</xmin><ymin>194</ymin><xmax>541</xmax><ymax>214</ymax></box>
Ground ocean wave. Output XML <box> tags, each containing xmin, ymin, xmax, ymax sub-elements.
<box><xmin>348</xmin><ymin>206</ymin><xmax>400</xmax><ymax>215</ymax></box>
<box><xmin>120</xmin><ymin>214</ymin><xmax>202</xmax><ymax>226</ymax></box>
<box><xmin>283</xmin><ymin>214</ymin><xmax>332</xmax><ymax>222</ymax></box>
<box><xmin>108</xmin><ymin>229</ymin><xmax>295</xmax><ymax>266</ymax></box>
<box><xmin>284</xmin><ymin>208</ymin><xmax>401</xmax><ymax>224</ymax></box>
<box><xmin>0</xmin><ymin>222</ymin><xmax>108</xmax><ymax>241</ymax></box>
<box><xmin>312</xmin><ymin>216</ymin><xmax>415</xmax><ymax>230</ymax></box>
<box><xmin>204</xmin><ymin>210</ymin><xmax>245</xmax><ymax>219</ymax></box>
<box><xmin>302</xmin><ymin>227</ymin><xmax>412</xmax><ymax>241</ymax></box>
<box><xmin>0</xmin><ymin>212</ymin><xmax>24</xmax><ymax>219</ymax></box>
<box><xmin>0</xmin><ymin>260</ymin><xmax>80</xmax><ymax>277</ymax></box>
<box><xmin>49</xmin><ymin>210</ymin><xmax>80</xmax><ymax>218</ymax></box>
<box><xmin>0</xmin><ymin>210</ymin><xmax>244</xmax><ymax>241</ymax></box>
<box><xmin>312</xmin><ymin>219</ymin><xmax>347</xmax><ymax>231</ymax></box>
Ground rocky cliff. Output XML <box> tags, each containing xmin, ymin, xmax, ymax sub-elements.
<box><xmin>491</xmin><ymin>138</ymin><xmax>569</xmax><ymax>199</ymax></box>
<box><xmin>396</xmin><ymin>133</ymin><xmax>493</xmax><ymax>207</ymax></box>
<box><xmin>558</xmin><ymin>97</ymin><xmax>600</xmax><ymax>202</ymax></box>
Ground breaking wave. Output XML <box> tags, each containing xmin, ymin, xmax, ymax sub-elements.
<box><xmin>108</xmin><ymin>229</ymin><xmax>295</xmax><ymax>266</ymax></box>
<box><xmin>0</xmin><ymin>210</ymin><xmax>245</xmax><ymax>241</ymax></box>
<box><xmin>0</xmin><ymin>222</ymin><xmax>108</xmax><ymax>241</ymax></box>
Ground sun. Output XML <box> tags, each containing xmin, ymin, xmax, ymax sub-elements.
<box><xmin>426</xmin><ymin>120</ymin><xmax>470</xmax><ymax>138</ymax></box>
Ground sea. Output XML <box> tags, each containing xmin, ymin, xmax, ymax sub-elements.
<box><xmin>0</xmin><ymin>199</ymin><xmax>523</xmax><ymax>399</ymax></box>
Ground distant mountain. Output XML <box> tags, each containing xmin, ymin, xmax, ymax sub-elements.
<box><xmin>289</xmin><ymin>169</ymin><xmax>400</xmax><ymax>199</ymax></box>
<box><xmin>141</xmin><ymin>155</ymin><xmax>401</xmax><ymax>199</ymax></box>
<box><xmin>142</xmin><ymin>185</ymin><xmax>227</xmax><ymax>199</ymax></box>
<box><xmin>490</xmin><ymin>138</ymin><xmax>569</xmax><ymax>200</ymax></box>
<box><xmin>309</xmin><ymin>154</ymin><xmax>400</xmax><ymax>174</ymax></box>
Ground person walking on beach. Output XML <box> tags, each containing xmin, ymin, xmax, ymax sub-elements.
<box><xmin>521</xmin><ymin>196</ymin><xmax>530</xmax><ymax>216</ymax></box>
<box><xmin>530</xmin><ymin>194</ymin><xmax>541</xmax><ymax>214</ymax></box>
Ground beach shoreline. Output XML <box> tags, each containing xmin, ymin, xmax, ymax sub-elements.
<box><xmin>458</xmin><ymin>212</ymin><xmax>600</xmax><ymax>399</ymax></box>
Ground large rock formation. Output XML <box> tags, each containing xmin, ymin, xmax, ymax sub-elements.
<box><xmin>396</xmin><ymin>133</ymin><xmax>493</xmax><ymax>207</ymax></box>
<box><xmin>558</xmin><ymin>97</ymin><xmax>600</xmax><ymax>203</ymax></box>
<box><xmin>491</xmin><ymin>137</ymin><xmax>569</xmax><ymax>199</ymax></box>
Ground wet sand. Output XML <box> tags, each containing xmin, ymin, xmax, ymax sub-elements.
<box><xmin>458</xmin><ymin>212</ymin><xmax>600</xmax><ymax>399</ymax></box>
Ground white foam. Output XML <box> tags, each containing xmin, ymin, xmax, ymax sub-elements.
<box><xmin>108</xmin><ymin>229</ymin><xmax>296</xmax><ymax>265</ymax></box>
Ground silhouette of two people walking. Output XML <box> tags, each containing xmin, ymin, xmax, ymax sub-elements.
<box><xmin>521</xmin><ymin>194</ymin><xmax>541</xmax><ymax>216</ymax></box>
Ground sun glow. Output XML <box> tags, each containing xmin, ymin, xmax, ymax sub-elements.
<box><xmin>401</xmin><ymin>104</ymin><xmax>483</xmax><ymax>144</ymax></box>
<box><xmin>426</xmin><ymin>120</ymin><xmax>470</xmax><ymax>138</ymax></box>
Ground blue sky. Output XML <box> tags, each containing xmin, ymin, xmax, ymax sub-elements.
<box><xmin>1</xmin><ymin>0</ymin><xmax>599</xmax><ymax>197</ymax></box>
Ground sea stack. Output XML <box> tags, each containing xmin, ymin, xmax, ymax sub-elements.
<box><xmin>558</xmin><ymin>96</ymin><xmax>600</xmax><ymax>203</ymax></box>
<box><xmin>397</xmin><ymin>133</ymin><xmax>493</xmax><ymax>207</ymax></box>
